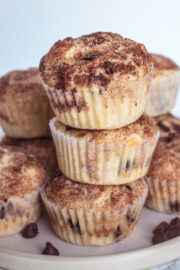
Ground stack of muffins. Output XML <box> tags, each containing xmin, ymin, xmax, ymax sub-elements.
<box><xmin>0</xmin><ymin>68</ymin><xmax>57</xmax><ymax>236</ymax></box>
<box><xmin>144</xmin><ymin>54</ymin><xmax>180</xmax><ymax>214</ymax></box>
<box><xmin>1</xmin><ymin>32</ymin><xmax>179</xmax><ymax>246</ymax></box>
<box><xmin>39</xmin><ymin>32</ymin><xmax>159</xmax><ymax>246</ymax></box>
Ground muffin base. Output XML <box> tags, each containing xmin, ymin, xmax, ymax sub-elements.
<box><xmin>145</xmin><ymin>71</ymin><xmax>180</xmax><ymax>117</ymax></box>
<box><xmin>145</xmin><ymin>176</ymin><xmax>180</xmax><ymax>214</ymax></box>
<box><xmin>41</xmin><ymin>180</ymin><xmax>148</xmax><ymax>246</ymax></box>
<box><xmin>0</xmin><ymin>188</ymin><xmax>41</xmax><ymax>237</ymax></box>
<box><xmin>50</xmin><ymin>117</ymin><xmax>159</xmax><ymax>185</ymax></box>
<box><xmin>42</xmin><ymin>72</ymin><xmax>151</xmax><ymax>130</ymax></box>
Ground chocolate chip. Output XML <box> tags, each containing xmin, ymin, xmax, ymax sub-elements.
<box><xmin>125</xmin><ymin>160</ymin><xmax>131</xmax><ymax>171</ymax></box>
<box><xmin>0</xmin><ymin>206</ymin><xmax>5</xmax><ymax>219</ymax></box>
<box><xmin>68</xmin><ymin>218</ymin><xmax>81</xmax><ymax>234</ymax></box>
<box><xmin>99</xmin><ymin>89</ymin><xmax>102</xmax><ymax>95</ymax></box>
<box><xmin>165</xmin><ymin>136</ymin><xmax>173</xmax><ymax>143</ymax></box>
<box><xmin>157</xmin><ymin>122</ymin><xmax>170</xmax><ymax>132</ymax></box>
<box><xmin>152</xmin><ymin>231</ymin><xmax>168</xmax><ymax>245</ymax></box>
<box><xmin>152</xmin><ymin>218</ymin><xmax>180</xmax><ymax>245</ymax></box>
<box><xmin>127</xmin><ymin>214</ymin><xmax>135</xmax><ymax>223</ymax></box>
<box><xmin>42</xmin><ymin>242</ymin><xmax>60</xmax><ymax>256</ymax></box>
<box><xmin>126</xmin><ymin>185</ymin><xmax>132</xmax><ymax>191</ymax></box>
<box><xmin>21</xmin><ymin>223</ymin><xmax>39</xmax><ymax>238</ymax></box>
<box><xmin>168</xmin><ymin>217</ymin><xmax>180</xmax><ymax>239</ymax></box>
<box><xmin>83</xmin><ymin>54</ymin><xmax>100</xmax><ymax>61</ymax></box>
<box><xmin>169</xmin><ymin>201</ymin><xmax>180</xmax><ymax>212</ymax></box>
<box><xmin>115</xmin><ymin>225</ymin><xmax>122</xmax><ymax>239</ymax></box>
<box><xmin>153</xmin><ymin>222</ymin><xmax>169</xmax><ymax>234</ymax></box>
<box><xmin>172</xmin><ymin>123</ymin><xmax>180</xmax><ymax>134</ymax></box>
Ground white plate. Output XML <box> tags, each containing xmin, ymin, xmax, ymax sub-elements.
<box><xmin>1</xmin><ymin>93</ymin><xmax>180</xmax><ymax>270</ymax></box>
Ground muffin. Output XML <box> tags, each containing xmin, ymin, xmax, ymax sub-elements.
<box><xmin>0</xmin><ymin>136</ymin><xmax>58</xmax><ymax>178</ymax></box>
<box><xmin>155</xmin><ymin>113</ymin><xmax>180</xmax><ymax>137</ymax></box>
<box><xmin>0</xmin><ymin>68</ymin><xmax>54</xmax><ymax>138</ymax></box>
<box><xmin>145</xmin><ymin>134</ymin><xmax>180</xmax><ymax>213</ymax></box>
<box><xmin>41</xmin><ymin>175</ymin><xmax>147</xmax><ymax>246</ymax></box>
<box><xmin>145</xmin><ymin>54</ymin><xmax>180</xmax><ymax>117</ymax></box>
<box><xmin>40</xmin><ymin>32</ymin><xmax>152</xmax><ymax>130</ymax></box>
<box><xmin>0</xmin><ymin>145</ymin><xmax>46</xmax><ymax>237</ymax></box>
<box><xmin>50</xmin><ymin>114</ymin><xmax>159</xmax><ymax>185</ymax></box>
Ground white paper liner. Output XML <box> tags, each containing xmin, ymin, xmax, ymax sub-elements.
<box><xmin>50</xmin><ymin>117</ymin><xmax>159</xmax><ymax>185</ymax></box>
<box><xmin>145</xmin><ymin>70</ymin><xmax>180</xmax><ymax>117</ymax></box>
<box><xmin>42</xmin><ymin>71</ymin><xmax>151</xmax><ymax>130</ymax></box>
<box><xmin>41</xmin><ymin>179</ymin><xmax>148</xmax><ymax>246</ymax></box>
<box><xmin>145</xmin><ymin>176</ymin><xmax>180</xmax><ymax>213</ymax></box>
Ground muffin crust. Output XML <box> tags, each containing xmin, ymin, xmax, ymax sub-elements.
<box><xmin>54</xmin><ymin>114</ymin><xmax>157</xmax><ymax>143</ymax></box>
<box><xmin>146</xmin><ymin>134</ymin><xmax>180</xmax><ymax>182</ymax></box>
<box><xmin>151</xmin><ymin>54</ymin><xmax>179</xmax><ymax>78</ymax></box>
<box><xmin>40</xmin><ymin>32</ymin><xmax>152</xmax><ymax>91</ymax></box>
<box><xmin>45</xmin><ymin>176</ymin><xmax>146</xmax><ymax>211</ymax></box>
<box><xmin>0</xmin><ymin>145</ymin><xmax>46</xmax><ymax>200</ymax></box>
<box><xmin>0</xmin><ymin>136</ymin><xmax>58</xmax><ymax>177</ymax></box>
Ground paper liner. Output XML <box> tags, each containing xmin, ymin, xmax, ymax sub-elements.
<box><xmin>0</xmin><ymin>97</ymin><xmax>53</xmax><ymax>138</ymax></box>
<box><xmin>145</xmin><ymin>71</ymin><xmax>180</xmax><ymax>117</ymax></box>
<box><xmin>42</xmin><ymin>72</ymin><xmax>151</xmax><ymax>130</ymax></box>
<box><xmin>50</xmin><ymin>117</ymin><xmax>159</xmax><ymax>185</ymax></box>
<box><xmin>145</xmin><ymin>176</ymin><xmax>180</xmax><ymax>213</ymax></box>
<box><xmin>0</xmin><ymin>188</ymin><xmax>41</xmax><ymax>237</ymax></box>
<box><xmin>41</xmin><ymin>179</ymin><xmax>148</xmax><ymax>246</ymax></box>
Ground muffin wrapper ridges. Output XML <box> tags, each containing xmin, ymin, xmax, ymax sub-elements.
<box><xmin>42</xmin><ymin>72</ymin><xmax>151</xmax><ymax>129</ymax></box>
<box><xmin>145</xmin><ymin>176</ymin><xmax>180</xmax><ymax>213</ymax></box>
<box><xmin>50</xmin><ymin>117</ymin><xmax>159</xmax><ymax>185</ymax></box>
<box><xmin>145</xmin><ymin>71</ymin><xmax>180</xmax><ymax>117</ymax></box>
<box><xmin>41</xmin><ymin>180</ymin><xmax>148</xmax><ymax>246</ymax></box>
<box><xmin>0</xmin><ymin>188</ymin><xmax>41</xmax><ymax>237</ymax></box>
<box><xmin>0</xmin><ymin>97</ymin><xmax>53</xmax><ymax>138</ymax></box>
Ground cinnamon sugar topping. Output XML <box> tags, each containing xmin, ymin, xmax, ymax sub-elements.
<box><xmin>40</xmin><ymin>32</ymin><xmax>152</xmax><ymax>91</ymax></box>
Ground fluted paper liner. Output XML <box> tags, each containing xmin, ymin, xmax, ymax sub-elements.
<box><xmin>41</xmin><ymin>180</ymin><xmax>148</xmax><ymax>246</ymax></box>
<box><xmin>50</xmin><ymin>117</ymin><xmax>159</xmax><ymax>185</ymax></box>
<box><xmin>42</xmin><ymin>72</ymin><xmax>151</xmax><ymax>130</ymax></box>
<box><xmin>145</xmin><ymin>71</ymin><xmax>180</xmax><ymax>117</ymax></box>
<box><xmin>0</xmin><ymin>188</ymin><xmax>41</xmax><ymax>237</ymax></box>
<box><xmin>145</xmin><ymin>176</ymin><xmax>180</xmax><ymax>214</ymax></box>
<box><xmin>0</xmin><ymin>97</ymin><xmax>53</xmax><ymax>138</ymax></box>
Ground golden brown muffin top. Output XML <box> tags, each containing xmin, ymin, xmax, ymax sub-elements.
<box><xmin>155</xmin><ymin>113</ymin><xmax>180</xmax><ymax>137</ymax></box>
<box><xmin>0</xmin><ymin>68</ymin><xmax>45</xmax><ymax>102</ymax></box>
<box><xmin>53</xmin><ymin>114</ymin><xmax>158</xmax><ymax>143</ymax></box>
<box><xmin>45</xmin><ymin>175</ymin><xmax>147</xmax><ymax>211</ymax></box>
<box><xmin>151</xmin><ymin>54</ymin><xmax>179</xmax><ymax>78</ymax></box>
<box><xmin>0</xmin><ymin>145</ymin><xmax>46</xmax><ymax>200</ymax></box>
<box><xmin>40</xmin><ymin>32</ymin><xmax>152</xmax><ymax>91</ymax></box>
<box><xmin>147</xmin><ymin>134</ymin><xmax>180</xmax><ymax>182</ymax></box>
<box><xmin>0</xmin><ymin>136</ymin><xmax>58</xmax><ymax>177</ymax></box>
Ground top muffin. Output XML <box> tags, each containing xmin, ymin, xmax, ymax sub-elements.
<box><xmin>40</xmin><ymin>32</ymin><xmax>152</xmax><ymax>90</ymax></box>
<box><xmin>40</xmin><ymin>32</ymin><xmax>152</xmax><ymax>129</ymax></box>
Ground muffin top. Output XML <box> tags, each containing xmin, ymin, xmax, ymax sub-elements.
<box><xmin>0</xmin><ymin>145</ymin><xmax>46</xmax><ymax>200</ymax></box>
<box><xmin>151</xmin><ymin>54</ymin><xmax>179</xmax><ymax>78</ymax></box>
<box><xmin>0</xmin><ymin>136</ymin><xmax>58</xmax><ymax>177</ymax></box>
<box><xmin>146</xmin><ymin>134</ymin><xmax>180</xmax><ymax>181</ymax></box>
<box><xmin>40</xmin><ymin>32</ymin><xmax>152</xmax><ymax>91</ymax></box>
<box><xmin>155</xmin><ymin>113</ymin><xmax>180</xmax><ymax>137</ymax></box>
<box><xmin>0</xmin><ymin>68</ymin><xmax>46</xmax><ymax>102</ymax></box>
<box><xmin>53</xmin><ymin>114</ymin><xmax>158</xmax><ymax>143</ymax></box>
<box><xmin>45</xmin><ymin>175</ymin><xmax>147</xmax><ymax>211</ymax></box>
